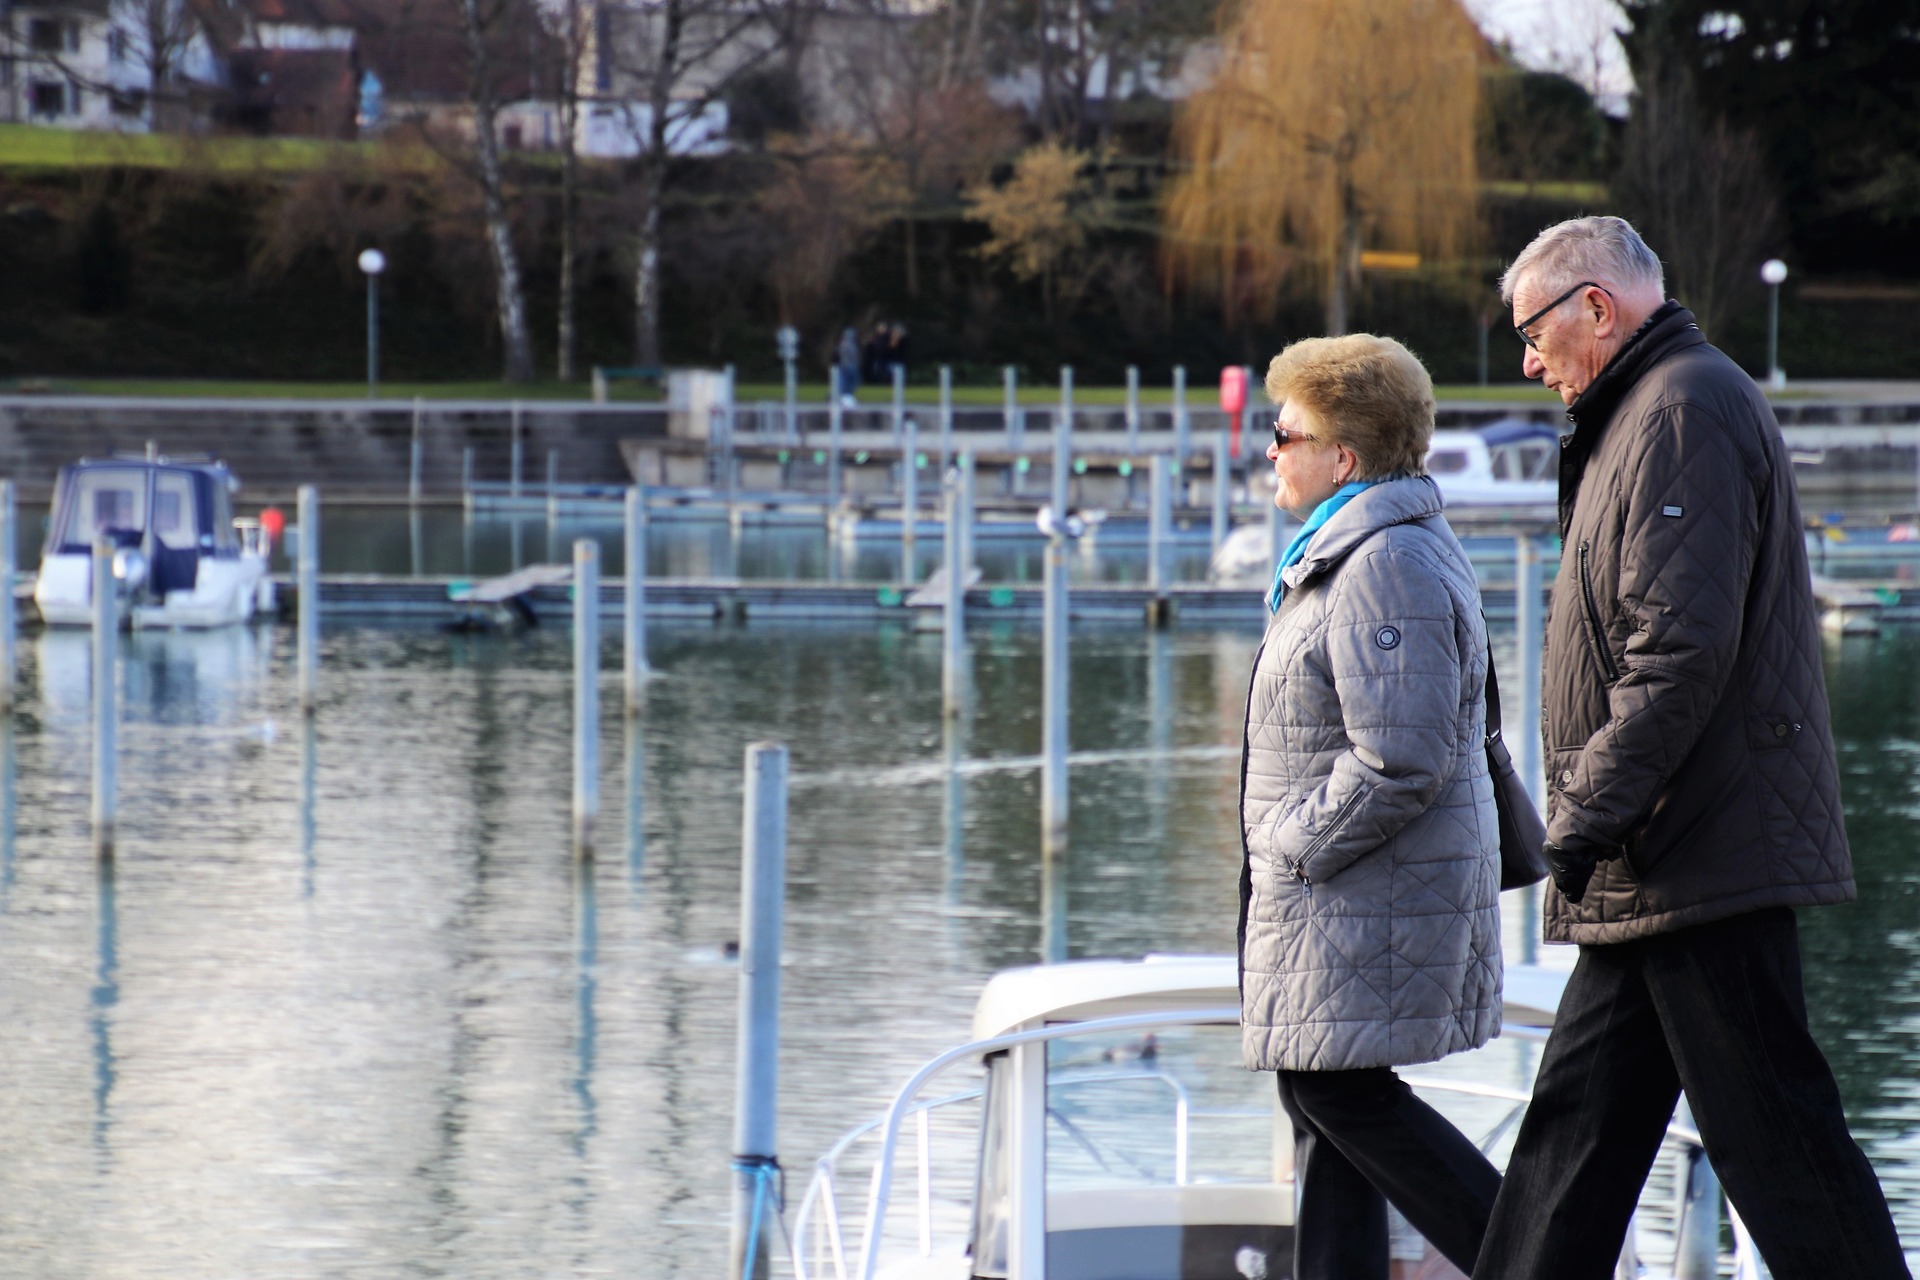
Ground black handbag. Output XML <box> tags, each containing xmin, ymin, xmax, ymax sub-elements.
<box><xmin>1484</xmin><ymin>646</ymin><xmax>1550</xmax><ymax>891</ymax></box>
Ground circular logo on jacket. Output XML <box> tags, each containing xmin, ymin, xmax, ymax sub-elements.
<box><xmin>1375</xmin><ymin>625</ymin><xmax>1401</xmax><ymax>650</ymax></box>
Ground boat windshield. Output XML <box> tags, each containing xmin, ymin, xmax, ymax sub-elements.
<box><xmin>1045</xmin><ymin>1024</ymin><xmax>1277</xmax><ymax>1191</ymax></box>
<box><xmin>979</xmin><ymin>1023</ymin><xmax>1290</xmax><ymax>1280</ymax></box>
<box><xmin>54</xmin><ymin>467</ymin><xmax>150</xmax><ymax>551</ymax></box>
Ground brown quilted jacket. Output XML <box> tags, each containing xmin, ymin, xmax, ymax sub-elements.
<box><xmin>1541</xmin><ymin>302</ymin><xmax>1855</xmax><ymax>944</ymax></box>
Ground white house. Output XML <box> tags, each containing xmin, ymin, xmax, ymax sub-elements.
<box><xmin>1</xmin><ymin>0</ymin><xmax>219</xmax><ymax>130</ymax></box>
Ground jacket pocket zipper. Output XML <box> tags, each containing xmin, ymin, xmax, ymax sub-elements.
<box><xmin>1292</xmin><ymin>789</ymin><xmax>1363</xmax><ymax>890</ymax></box>
<box><xmin>1578</xmin><ymin>541</ymin><xmax>1621</xmax><ymax>684</ymax></box>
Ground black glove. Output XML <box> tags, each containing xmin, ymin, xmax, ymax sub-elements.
<box><xmin>1545</xmin><ymin>841</ymin><xmax>1599</xmax><ymax>903</ymax></box>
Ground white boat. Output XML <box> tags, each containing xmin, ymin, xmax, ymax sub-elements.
<box><xmin>1209</xmin><ymin>422</ymin><xmax>1561</xmax><ymax>585</ymax></box>
<box><xmin>787</xmin><ymin>954</ymin><xmax>1770</xmax><ymax>1280</ymax></box>
<box><xmin>33</xmin><ymin>455</ymin><xmax>274</xmax><ymax>628</ymax></box>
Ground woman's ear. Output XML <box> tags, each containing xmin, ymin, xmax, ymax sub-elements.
<box><xmin>1335</xmin><ymin>444</ymin><xmax>1358</xmax><ymax>484</ymax></box>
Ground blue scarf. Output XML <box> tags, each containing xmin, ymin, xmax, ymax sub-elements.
<box><xmin>1266</xmin><ymin>480</ymin><xmax>1380</xmax><ymax>613</ymax></box>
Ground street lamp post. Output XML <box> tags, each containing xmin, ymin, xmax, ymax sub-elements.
<box><xmin>1761</xmin><ymin>258</ymin><xmax>1788</xmax><ymax>391</ymax></box>
<box><xmin>358</xmin><ymin>248</ymin><xmax>387</xmax><ymax>398</ymax></box>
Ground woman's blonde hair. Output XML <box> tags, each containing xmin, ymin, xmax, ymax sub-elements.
<box><xmin>1264</xmin><ymin>334</ymin><xmax>1434</xmax><ymax>480</ymax></box>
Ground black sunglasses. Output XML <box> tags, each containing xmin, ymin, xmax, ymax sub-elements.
<box><xmin>1273</xmin><ymin>422</ymin><xmax>1320</xmax><ymax>449</ymax></box>
<box><xmin>1514</xmin><ymin>280</ymin><xmax>1612</xmax><ymax>349</ymax></box>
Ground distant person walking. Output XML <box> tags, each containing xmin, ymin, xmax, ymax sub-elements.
<box><xmin>835</xmin><ymin>327</ymin><xmax>860</xmax><ymax>407</ymax></box>
<box><xmin>1472</xmin><ymin>215</ymin><xmax>1910</xmax><ymax>1280</ymax></box>
<box><xmin>1239</xmin><ymin>334</ymin><xmax>1504</xmax><ymax>1280</ymax></box>
<box><xmin>861</xmin><ymin>323</ymin><xmax>889</xmax><ymax>386</ymax></box>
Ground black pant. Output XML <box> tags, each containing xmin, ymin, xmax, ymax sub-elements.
<box><xmin>1277</xmin><ymin>1066</ymin><xmax>1502</xmax><ymax>1279</ymax></box>
<box><xmin>1473</xmin><ymin>907</ymin><xmax>1910</xmax><ymax>1280</ymax></box>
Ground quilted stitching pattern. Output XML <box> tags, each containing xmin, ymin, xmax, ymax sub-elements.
<box><xmin>1239</xmin><ymin>477</ymin><xmax>1503</xmax><ymax>1073</ymax></box>
<box><xmin>1541</xmin><ymin>325</ymin><xmax>1855</xmax><ymax>944</ymax></box>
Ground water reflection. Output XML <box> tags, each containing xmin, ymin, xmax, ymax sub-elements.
<box><xmin>625</xmin><ymin>716</ymin><xmax>647</xmax><ymax>879</ymax></box>
<box><xmin>0</xmin><ymin>617</ymin><xmax>1915</xmax><ymax>1272</ymax></box>
<box><xmin>91</xmin><ymin>860</ymin><xmax>118</xmax><ymax>1158</ymax></box>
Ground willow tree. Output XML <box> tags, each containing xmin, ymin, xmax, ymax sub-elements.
<box><xmin>1163</xmin><ymin>0</ymin><xmax>1483</xmax><ymax>335</ymax></box>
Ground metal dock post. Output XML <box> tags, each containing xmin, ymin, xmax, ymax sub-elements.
<box><xmin>409</xmin><ymin>397</ymin><xmax>424</xmax><ymax>502</ymax></box>
<box><xmin>0</xmin><ymin>480</ymin><xmax>13</xmax><ymax>711</ymax></box>
<box><xmin>297</xmin><ymin>485</ymin><xmax>319</xmax><ymax>715</ymax></box>
<box><xmin>1173</xmin><ymin>365</ymin><xmax>1191</xmax><ymax>465</ymax></box>
<box><xmin>729</xmin><ymin>740</ymin><xmax>788</xmax><ymax>1280</ymax></box>
<box><xmin>573</xmin><ymin>538</ymin><xmax>600</xmax><ymax>858</ymax></box>
<box><xmin>1125</xmin><ymin>365</ymin><xmax>1140</xmax><ymax>453</ymax></box>
<box><xmin>943</xmin><ymin>478</ymin><xmax>966</xmax><ymax>720</ymax></box>
<box><xmin>510</xmin><ymin>400</ymin><xmax>524</xmax><ymax>499</ymax></box>
<box><xmin>1053</xmin><ymin>366</ymin><xmax>1073</xmax><ymax>525</ymax></box>
<box><xmin>938</xmin><ymin>365</ymin><xmax>953</xmax><ymax>473</ymax></box>
<box><xmin>91</xmin><ymin>536</ymin><xmax>116</xmax><ymax>860</ymax></box>
<box><xmin>827</xmin><ymin>390</ymin><xmax>844</xmax><ymax>514</ymax></box>
<box><xmin>900</xmin><ymin>414</ymin><xmax>919</xmax><ymax>581</ymax></box>
<box><xmin>1210</xmin><ymin>431</ymin><xmax>1230</xmax><ymax>556</ymax></box>
<box><xmin>625</xmin><ymin>487</ymin><xmax>648</xmax><ymax>715</ymax></box>
<box><xmin>1515</xmin><ymin>533</ymin><xmax>1544</xmax><ymax>806</ymax></box>
<box><xmin>1003</xmin><ymin>366</ymin><xmax>1022</xmax><ymax>454</ymax></box>
<box><xmin>891</xmin><ymin>363</ymin><xmax>906</xmax><ymax>448</ymax></box>
<box><xmin>1041</xmin><ymin>533</ymin><xmax>1070</xmax><ymax>964</ymax></box>
<box><xmin>1148</xmin><ymin>455</ymin><xmax>1170</xmax><ymax>596</ymax></box>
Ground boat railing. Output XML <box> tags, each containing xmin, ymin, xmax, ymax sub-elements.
<box><xmin>786</xmin><ymin>1007</ymin><xmax>1774</xmax><ymax>1280</ymax></box>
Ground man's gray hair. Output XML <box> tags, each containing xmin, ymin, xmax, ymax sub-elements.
<box><xmin>1499</xmin><ymin>215</ymin><xmax>1665</xmax><ymax>306</ymax></box>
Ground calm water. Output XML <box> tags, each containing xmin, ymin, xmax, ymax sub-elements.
<box><xmin>1</xmin><ymin>614</ymin><xmax>1918</xmax><ymax>1277</ymax></box>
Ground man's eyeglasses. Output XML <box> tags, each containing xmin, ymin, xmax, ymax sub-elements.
<box><xmin>1273</xmin><ymin>423</ymin><xmax>1319</xmax><ymax>449</ymax></box>
<box><xmin>1514</xmin><ymin>280</ymin><xmax>1612</xmax><ymax>349</ymax></box>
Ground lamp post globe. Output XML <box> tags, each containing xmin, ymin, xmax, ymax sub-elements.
<box><xmin>358</xmin><ymin>249</ymin><xmax>386</xmax><ymax>397</ymax></box>
<box><xmin>1760</xmin><ymin>259</ymin><xmax>1788</xmax><ymax>390</ymax></box>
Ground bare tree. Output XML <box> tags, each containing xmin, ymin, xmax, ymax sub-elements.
<box><xmin>546</xmin><ymin>0</ymin><xmax>586</xmax><ymax>379</ymax></box>
<box><xmin>1614</xmin><ymin>38</ymin><xmax>1781</xmax><ymax>342</ymax></box>
<box><xmin>454</xmin><ymin>0</ymin><xmax>536</xmax><ymax>380</ymax></box>
<box><xmin>818</xmin><ymin>0</ymin><xmax>1016</xmax><ymax>297</ymax></box>
<box><xmin>591</xmin><ymin>0</ymin><xmax>794</xmax><ymax>368</ymax></box>
<box><xmin>1161</xmin><ymin>0</ymin><xmax>1483</xmax><ymax>335</ymax></box>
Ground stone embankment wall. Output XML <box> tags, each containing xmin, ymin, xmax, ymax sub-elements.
<box><xmin>0</xmin><ymin>398</ymin><xmax>672</xmax><ymax>501</ymax></box>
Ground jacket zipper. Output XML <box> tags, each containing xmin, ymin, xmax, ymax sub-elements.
<box><xmin>1292</xmin><ymin>788</ymin><xmax>1363</xmax><ymax>892</ymax></box>
<box><xmin>1578</xmin><ymin>541</ymin><xmax>1620</xmax><ymax>684</ymax></box>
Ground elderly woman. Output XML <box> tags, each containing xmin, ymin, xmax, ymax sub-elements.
<box><xmin>1238</xmin><ymin>334</ymin><xmax>1503</xmax><ymax>1279</ymax></box>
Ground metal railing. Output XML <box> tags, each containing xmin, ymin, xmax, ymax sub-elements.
<box><xmin>786</xmin><ymin>1008</ymin><xmax>1769</xmax><ymax>1280</ymax></box>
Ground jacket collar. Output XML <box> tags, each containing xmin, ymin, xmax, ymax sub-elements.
<box><xmin>1280</xmin><ymin>473</ymin><xmax>1444</xmax><ymax>593</ymax></box>
<box><xmin>1557</xmin><ymin>301</ymin><xmax>1706</xmax><ymax>532</ymax></box>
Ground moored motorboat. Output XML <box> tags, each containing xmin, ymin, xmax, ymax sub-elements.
<box><xmin>787</xmin><ymin>954</ymin><xmax>1765</xmax><ymax>1280</ymax></box>
<box><xmin>33</xmin><ymin>454</ymin><xmax>274</xmax><ymax>628</ymax></box>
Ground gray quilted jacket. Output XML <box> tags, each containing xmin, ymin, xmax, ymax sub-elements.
<box><xmin>1237</xmin><ymin>475</ymin><xmax>1503</xmax><ymax>1073</ymax></box>
<box><xmin>1542</xmin><ymin>303</ymin><xmax>1854</xmax><ymax>943</ymax></box>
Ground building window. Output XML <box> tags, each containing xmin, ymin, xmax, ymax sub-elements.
<box><xmin>28</xmin><ymin>18</ymin><xmax>61</xmax><ymax>52</ymax></box>
<box><xmin>29</xmin><ymin>81</ymin><xmax>64</xmax><ymax>117</ymax></box>
<box><xmin>109</xmin><ymin>89</ymin><xmax>143</xmax><ymax>116</ymax></box>
<box><xmin>107</xmin><ymin>29</ymin><xmax>127</xmax><ymax>62</ymax></box>
<box><xmin>503</xmin><ymin>122</ymin><xmax>523</xmax><ymax>149</ymax></box>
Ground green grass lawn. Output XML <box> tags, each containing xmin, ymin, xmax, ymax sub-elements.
<box><xmin>0</xmin><ymin>123</ymin><xmax>431</xmax><ymax>173</ymax></box>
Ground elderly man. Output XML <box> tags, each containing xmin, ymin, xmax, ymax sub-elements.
<box><xmin>1471</xmin><ymin>216</ymin><xmax>1910</xmax><ymax>1279</ymax></box>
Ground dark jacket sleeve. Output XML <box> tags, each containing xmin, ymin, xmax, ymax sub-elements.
<box><xmin>1548</xmin><ymin>401</ymin><xmax>1758</xmax><ymax>852</ymax></box>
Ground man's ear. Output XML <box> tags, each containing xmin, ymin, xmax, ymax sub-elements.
<box><xmin>1590</xmin><ymin>286</ymin><xmax>1620</xmax><ymax>339</ymax></box>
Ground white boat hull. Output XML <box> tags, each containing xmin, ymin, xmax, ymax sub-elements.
<box><xmin>34</xmin><ymin>552</ymin><xmax>271</xmax><ymax>629</ymax></box>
